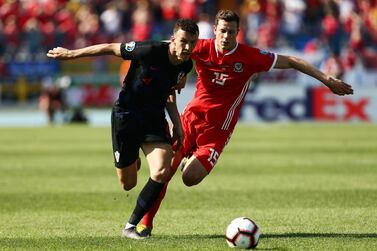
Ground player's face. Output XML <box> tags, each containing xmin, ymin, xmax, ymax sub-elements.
<box><xmin>171</xmin><ymin>29</ymin><xmax>198</xmax><ymax>64</ymax></box>
<box><xmin>214</xmin><ymin>19</ymin><xmax>239</xmax><ymax>53</ymax></box>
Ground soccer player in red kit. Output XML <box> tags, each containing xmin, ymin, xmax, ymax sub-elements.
<box><xmin>138</xmin><ymin>9</ymin><xmax>354</xmax><ymax>237</ymax></box>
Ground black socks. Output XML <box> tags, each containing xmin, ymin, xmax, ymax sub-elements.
<box><xmin>128</xmin><ymin>178</ymin><xmax>165</xmax><ymax>225</ymax></box>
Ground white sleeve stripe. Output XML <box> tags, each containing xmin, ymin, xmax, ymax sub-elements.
<box><xmin>268</xmin><ymin>53</ymin><xmax>278</xmax><ymax>71</ymax></box>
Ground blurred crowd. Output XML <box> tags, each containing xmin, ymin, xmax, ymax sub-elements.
<box><xmin>240</xmin><ymin>0</ymin><xmax>377</xmax><ymax>77</ymax></box>
<box><xmin>0</xmin><ymin>0</ymin><xmax>216</xmax><ymax>62</ymax></box>
<box><xmin>0</xmin><ymin>0</ymin><xmax>377</xmax><ymax>77</ymax></box>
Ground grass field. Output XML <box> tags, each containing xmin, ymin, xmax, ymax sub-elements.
<box><xmin>1</xmin><ymin>123</ymin><xmax>376</xmax><ymax>250</ymax></box>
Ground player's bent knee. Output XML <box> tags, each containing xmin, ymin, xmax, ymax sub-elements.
<box><xmin>150</xmin><ymin>167</ymin><xmax>171</xmax><ymax>183</ymax></box>
<box><xmin>116</xmin><ymin>163</ymin><xmax>138</xmax><ymax>191</ymax></box>
<box><xmin>122</xmin><ymin>181</ymin><xmax>137</xmax><ymax>191</ymax></box>
<box><xmin>182</xmin><ymin>173</ymin><xmax>204</xmax><ymax>187</ymax></box>
<box><xmin>181</xmin><ymin>160</ymin><xmax>208</xmax><ymax>186</ymax></box>
<box><xmin>119</xmin><ymin>176</ymin><xmax>137</xmax><ymax>191</ymax></box>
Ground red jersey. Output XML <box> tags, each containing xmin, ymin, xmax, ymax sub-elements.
<box><xmin>187</xmin><ymin>39</ymin><xmax>277</xmax><ymax>130</ymax></box>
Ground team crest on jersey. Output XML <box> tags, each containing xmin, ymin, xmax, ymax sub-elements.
<box><xmin>114</xmin><ymin>151</ymin><xmax>120</xmax><ymax>163</ymax></box>
<box><xmin>234</xmin><ymin>62</ymin><xmax>243</xmax><ymax>72</ymax></box>
<box><xmin>125</xmin><ymin>41</ymin><xmax>136</xmax><ymax>52</ymax></box>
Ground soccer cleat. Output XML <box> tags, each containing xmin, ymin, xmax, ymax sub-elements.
<box><xmin>137</xmin><ymin>224</ymin><xmax>152</xmax><ymax>238</ymax></box>
<box><xmin>121</xmin><ymin>226</ymin><xmax>146</xmax><ymax>240</ymax></box>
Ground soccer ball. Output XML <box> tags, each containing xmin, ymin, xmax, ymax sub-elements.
<box><xmin>225</xmin><ymin>217</ymin><xmax>260</xmax><ymax>249</ymax></box>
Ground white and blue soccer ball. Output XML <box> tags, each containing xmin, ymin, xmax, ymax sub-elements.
<box><xmin>225</xmin><ymin>217</ymin><xmax>260</xmax><ymax>249</ymax></box>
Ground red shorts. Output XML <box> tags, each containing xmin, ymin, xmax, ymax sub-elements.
<box><xmin>180</xmin><ymin>109</ymin><xmax>233</xmax><ymax>173</ymax></box>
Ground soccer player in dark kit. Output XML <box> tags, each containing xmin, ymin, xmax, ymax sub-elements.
<box><xmin>47</xmin><ymin>19</ymin><xmax>199</xmax><ymax>239</ymax></box>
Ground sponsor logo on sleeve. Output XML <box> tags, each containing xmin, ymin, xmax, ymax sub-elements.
<box><xmin>259</xmin><ymin>49</ymin><xmax>274</xmax><ymax>58</ymax></box>
<box><xmin>260</xmin><ymin>49</ymin><xmax>269</xmax><ymax>55</ymax></box>
<box><xmin>125</xmin><ymin>41</ymin><xmax>136</xmax><ymax>52</ymax></box>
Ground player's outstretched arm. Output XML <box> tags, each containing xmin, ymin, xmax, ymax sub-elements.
<box><xmin>274</xmin><ymin>55</ymin><xmax>354</xmax><ymax>96</ymax></box>
<box><xmin>46</xmin><ymin>43</ymin><xmax>122</xmax><ymax>60</ymax></box>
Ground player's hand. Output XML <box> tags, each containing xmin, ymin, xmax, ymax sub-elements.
<box><xmin>173</xmin><ymin>75</ymin><xmax>187</xmax><ymax>94</ymax></box>
<box><xmin>47</xmin><ymin>47</ymin><xmax>70</xmax><ymax>59</ymax></box>
<box><xmin>325</xmin><ymin>77</ymin><xmax>354</xmax><ymax>96</ymax></box>
<box><xmin>172</xmin><ymin>125</ymin><xmax>184</xmax><ymax>150</ymax></box>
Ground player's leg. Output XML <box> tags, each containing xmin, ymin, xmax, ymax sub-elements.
<box><xmin>111</xmin><ymin>104</ymin><xmax>140</xmax><ymax>191</ymax></box>
<box><xmin>139</xmin><ymin>150</ymin><xmax>183</xmax><ymax>235</ymax></box>
<box><xmin>117</xmin><ymin>158</ymin><xmax>145</xmax><ymax>239</ymax></box>
<box><xmin>181</xmin><ymin>156</ymin><xmax>208</xmax><ymax>186</ymax></box>
<box><xmin>116</xmin><ymin>161</ymin><xmax>138</xmax><ymax>191</ymax></box>
<box><xmin>138</xmin><ymin>151</ymin><xmax>209</xmax><ymax>236</ymax></box>
<box><xmin>139</xmin><ymin>110</ymin><xmax>197</xmax><ymax>235</ymax></box>
<box><xmin>115</xmin><ymin>151</ymin><xmax>145</xmax><ymax>239</ymax></box>
<box><xmin>142</xmin><ymin>142</ymin><xmax>173</xmax><ymax>183</ymax></box>
<box><xmin>181</xmin><ymin>125</ymin><xmax>232</xmax><ymax>186</ymax></box>
<box><xmin>111</xmin><ymin>103</ymin><xmax>147</xmax><ymax>239</ymax></box>
<box><xmin>123</xmin><ymin>142</ymin><xmax>173</xmax><ymax>239</ymax></box>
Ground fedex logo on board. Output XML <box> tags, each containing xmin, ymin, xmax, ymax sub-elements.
<box><xmin>311</xmin><ymin>87</ymin><xmax>369</xmax><ymax>121</ymax></box>
<box><xmin>242</xmin><ymin>87</ymin><xmax>371</xmax><ymax>122</ymax></box>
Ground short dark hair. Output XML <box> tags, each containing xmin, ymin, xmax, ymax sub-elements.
<box><xmin>173</xmin><ymin>18</ymin><xmax>199</xmax><ymax>35</ymax></box>
<box><xmin>215</xmin><ymin>9</ymin><xmax>240</xmax><ymax>28</ymax></box>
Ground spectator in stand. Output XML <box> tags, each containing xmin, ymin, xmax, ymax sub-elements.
<box><xmin>100</xmin><ymin>1</ymin><xmax>122</xmax><ymax>39</ymax></box>
<box><xmin>321</xmin><ymin>51</ymin><xmax>344</xmax><ymax>79</ymax></box>
<box><xmin>349</xmin><ymin>12</ymin><xmax>364</xmax><ymax>50</ymax></box>
<box><xmin>23</xmin><ymin>18</ymin><xmax>43</xmax><ymax>56</ymax></box>
<box><xmin>256</xmin><ymin>0</ymin><xmax>281</xmax><ymax>49</ymax></box>
<box><xmin>131</xmin><ymin>0</ymin><xmax>153</xmax><ymax>41</ymax></box>
<box><xmin>281</xmin><ymin>0</ymin><xmax>306</xmax><ymax>48</ymax></box>
<box><xmin>197</xmin><ymin>13</ymin><xmax>214</xmax><ymax>39</ymax></box>
<box><xmin>0</xmin><ymin>1</ymin><xmax>18</xmax><ymax>22</ymax></box>
<box><xmin>75</xmin><ymin>5</ymin><xmax>100</xmax><ymax>47</ymax></box>
<box><xmin>303</xmin><ymin>0</ymin><xmax>324</xmax><ymax>36</ymax></box>
<box><xmin>55</xmin><ymin>7</ymin><xmax>78</xmax><ymax>48</ymax></box>
<box><xmin>339</xmin><ymin>0</ymin><xmax>355</xmax><ymax>31</ymax></box>
<box><xmin>40</xmin><ymin>19</ymin><xmax>57</xmax><ymax>49</ymax></box>
<box><xmin>178</xmin><ymin>0</ymin><xmax>200</xmax><ymax>20</ymax></box>
<box><xmin>359</xmin><ymin>0</ymin><xmax>377</xmax><ymax>48</ymax></box>
<box><xmin>321</xmin><ymin>2</ymin><xmax>342</xmax><ymax>54</ymax></box>
<box><xmin>0</xmin><ymin>21</ymin><xmax>5</xmax><ymax>57</ymax></box>
<box><xmin>342</xmin><ymin>47</ymin><xmax>357</xmax><ymax>71</ymax></box>
<box><xmin>159</xmin><ymin>0</ymin><xmax>179</xmax><ymax>38</ymax></box>
<box><xmin>3</xmin><ymin>15</ymin><xmax>20</xmax><ymax>55</ymax></box>
<box><xmin>240</xmin><ymin>0</ymin><xmax>263</xmax><ymax>46</ymax></box>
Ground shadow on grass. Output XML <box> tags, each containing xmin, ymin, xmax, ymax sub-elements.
<box><xmin>155</xmin><ymin>233</ymin><xmax>377</xmax><ymax>240</ymax></box>
<box><xmin>262</xmin><ymin>233</ymin><xmax>377</xmax><ymax>239</ymax></box>
<box><xmin>1</xmin><ymin>233</ymin><xmax>376</xmax><ymax>249</ymax></box>
<box><xmin>1</xmin><ymin>232</ymin><xmax>376</xmax><ymax>242</ymax></box>
<box><xmin>156</xmin><ymin>232</ymin><xmax>377</xmax><ymax>239</ymax></box>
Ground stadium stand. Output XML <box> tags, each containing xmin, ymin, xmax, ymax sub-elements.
<box><xmin>0</xmin><ymin>0</ymin><xmax>376</xmax><ymax>105</ymax></box>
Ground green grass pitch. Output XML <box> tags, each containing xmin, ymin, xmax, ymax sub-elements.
<box><xmin>0</xmin><ymin>123</ymin><xmax>376</xmax><ymax>250</ymax></box>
